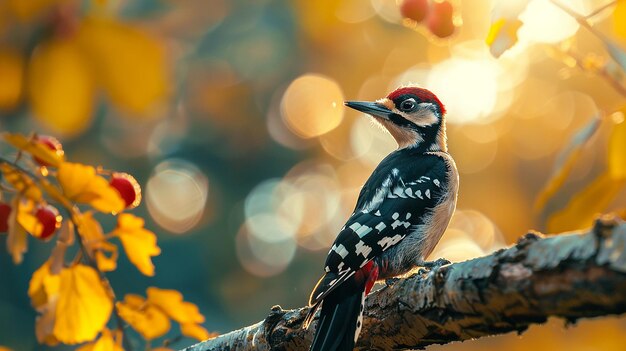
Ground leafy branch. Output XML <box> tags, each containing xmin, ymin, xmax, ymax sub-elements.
<box><xmin>0</xmin><ymin>133</ymin><xmax>211</xmax><ymax>350</ymax></box>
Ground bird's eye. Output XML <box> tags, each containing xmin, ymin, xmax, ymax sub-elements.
<box><xmin>400</xmin><ymin>98</ymin><xmax>416</xmax><ymax>112</ymax></box>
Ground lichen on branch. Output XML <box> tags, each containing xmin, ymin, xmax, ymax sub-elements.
<box><xmin>183</xmin><ymin>215</ymin><xmax>626</xmax><ymax>351</ymax></box>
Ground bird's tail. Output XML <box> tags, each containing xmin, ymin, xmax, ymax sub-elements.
<box><xmin>310</xmin><ymin>277</ymin><xmax>366</xmax><ymax>351</ymax></box>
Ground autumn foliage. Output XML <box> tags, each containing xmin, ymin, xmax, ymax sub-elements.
<box><xmin>1</xmin><ymin>0</ymin><xmax>626</xmax><ymax>350</ymax></box>
<box><xmin>0</xmin><ymin>133</ymin><xmax>210</xmax><ymax>350</ymax></box>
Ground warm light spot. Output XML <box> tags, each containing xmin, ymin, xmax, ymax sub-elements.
<box><xmin>335</xmin><ymin>0</ymin><xmax>376</xmax><ymax>23</ymax></box>
<box><xmin>0</xmin><ymin>48</ymin><xmax>24</xmax><ymax>111</ymax></box>
<box><xmin>429</xmin><ymin>210</ymin><xmax>505</xmax><ymax>262</ymax></box>
<box><xmin>427</xmin><ymin>56</ymin><xmax>499</xmax><ymax>123</ymax></box>
<box><xmin>280</xmin><ymin>74</ymin><xmax>344</xmax><ymax>139</ymax></box>
<box><xmin>518</xmin><ymin>0</ymin><xmax>584</xmax><ymax>44</ymax></box>
<box><xmin>370</xmin><ymin>0</ymin><xmax>402</xmax><ymax>23</ymax></box>
<box><xmin>236</xmin><ymin>224</ymin><xmax>296</xmax><ymax>277</ymax></box>
<box><xmin>451</xmin><ymin>125</ymin><xmax>498</xmax><ymax>174</ymax></box>
<box><xmin>350</xmin><ymin>117</ymin><xmax>396</xmax><ymax>166</ymax></box>
<box><xmin>146</xmin><ymin>159</ymin><xmax>208</xmax><ymax>234</ymax></box>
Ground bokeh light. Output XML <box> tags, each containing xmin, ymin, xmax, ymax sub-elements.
<box><xmin>2</xmin><ymin>0</ymin><xmax>626</xmax><ymax>349</ymax></box>
<box><xmin>429</xmin><ymin>209</ymin><xmax>506</xmax><ymax>263</ymax></box>
<box><xmin>350</xmin><ymin>116</ymin><xmax>396</xmax><ymax>166</ymax></box>
<box><xmin>280</xmin><ymin>74</ymin><xmax>344</xmax><ymax>139</ymax></box>
<box><xmin>518</xmin><ymin>0</ymin><xmax>583</xmax><ymax>44</ymax></box>
<box><xmin>236</xmin><ymin>223</ymin><xmax>297</xmax><ymax>277</ymax></box>
<box><xmin>146</xmin><ymin>159</ymin><xmax>208</xmax><ymax>234</ymax></box>
<box><xmin>427</xmin><ymin>54</ymin><xmax>499</xmax><ymax>123</ymax></box>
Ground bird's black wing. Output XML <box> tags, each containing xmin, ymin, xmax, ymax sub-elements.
<box><xmin>309</xmin><ymin>157</ymin><xmax>448</xmax><ymax>305</ymax></box>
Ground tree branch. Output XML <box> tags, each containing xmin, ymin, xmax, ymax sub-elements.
<box><xmin>183</xmin><ymin>215</ymin><xmax>626</xmax><ymax>351</ymax></box>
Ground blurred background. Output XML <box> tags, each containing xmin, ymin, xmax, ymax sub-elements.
<box><xmin>1</xmin><ymin>0</ymin><xmax>625</xmax><ymax>349</ymax></box>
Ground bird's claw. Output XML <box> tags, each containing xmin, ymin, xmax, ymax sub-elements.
<box><xmin>385</xmin><ymin>277</ymin><xmax>399</xmax><ymax>287</ymax></box>
<box><xmin>421</xmin><ymin>258</ymin><xmax>451</xmax><ymax>271</ymax></box>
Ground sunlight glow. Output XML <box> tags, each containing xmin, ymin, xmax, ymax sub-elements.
<box><xmin>146</xmin><ymin>159</ymin><xmax>208</xmax><ymax>234</ymax></box>
<box><xmin>281</xmin><ymin>74</ymin><xmax>344</xmax><ymax>139</ymax></box>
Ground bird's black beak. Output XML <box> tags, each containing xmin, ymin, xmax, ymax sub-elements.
<box><xmin>344</xmin><ymin>101</ymin><xmax>393</xmax><ymax>120</ymax></box>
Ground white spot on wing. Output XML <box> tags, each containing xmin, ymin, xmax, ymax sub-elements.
<box><xmin>433</xmin><ymin>179</ymin><xmax>440</xmax><ymax>187</ymax></box>
<box><xmin>355</xmin><ymin>225</ymin><xmax>373</xmax><ymax>238</ymax></box>
<box><xmin>375</xmin><ymin>222</ymin><xmax>387</xmax><ymax>231</ymax></box>
<box><xmin>332</xmin><ymin>244</ymin><xmax>349</xmax><ymax>258</ymax></box>
<box><xmin>392</xmin><ymin>212</ymin><xmax>399</xmax><ymax>220</ymax></box>
<box><xmin>392</xmin><ymin>186</ymin><xmax>407</xmax><ymax>198</ymax></box>
<box><xmin>425</xmin><ymin>189</ymin><xmax>431</xmax><ymax>199</ymax></box>
<box><xmin>355</xmin><ymin>240</ymin><xmax>373</xmax><ymax>258</ymax></box>
<box><xmin>378</xmin><ymin>234</ymin><xmax>404</xmax><ymax>250</ymax></box>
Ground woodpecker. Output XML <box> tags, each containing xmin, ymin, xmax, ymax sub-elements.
<box><xmin>304</xmin><ymin>85</ymin><xmax>459</xmax><ymax>351</ymax></box>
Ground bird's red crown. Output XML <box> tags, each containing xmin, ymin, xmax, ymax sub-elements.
<box><xmin>387</xmin><ymin>87</ymin><xmax>446</xmax><ymax>115</ymax></box>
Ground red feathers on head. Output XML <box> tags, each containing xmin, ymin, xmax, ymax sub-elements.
<box><xmin>387</xmin><ymin>87</ymin><xmax>446</xmax><ymax>115</ymax></box>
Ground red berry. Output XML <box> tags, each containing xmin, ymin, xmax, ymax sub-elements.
<box><xmin>0</xmin><ymin>202</ymin><xmax>11</xmax><ymax>233</ymax></box>
<box><xmin>35</xmin><ymin>205</ymin><xmax>62</xmax><ymax>240</ymax></box>
<box><xmin>33</xmin><ymin>135</ymin><xmax>64</xmax><ymax>166</ymax></box>
<box><xmin>401</xmin><ymin>0</ymin><xmax>429</xmax><ymax>22</ymax></box>
<box><xmin>427</xmin><ymin>1</ymin><xmax>455</xmax><ymax>38</ymax></box>
<box><xmin>109</xmin><ymin>172</ymin><xmax>142</xmax><ymax>209</ymax></box>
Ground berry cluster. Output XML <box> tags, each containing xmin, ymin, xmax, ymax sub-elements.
<box><xmin>400</xmin><ymin>0</ymin><xmax>456</xmax><ymax>38</ymax></box>
<box><xmin>0</xmin><ymin>135</ymin><xmax>141</xmax><ymax>241</ymax></box>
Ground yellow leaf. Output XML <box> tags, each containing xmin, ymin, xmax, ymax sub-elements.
<box><xmin>147</xmin><ymin>287</ymin><xmax>204</xmax><ymax>324</ymax></box>
<box><xmin>53</xmin><ymin>264</ymin><xmax>113</xmax><ymax>344</ymax></box>
<box><xmin>113</xmin><ymin>214</ymin><xmax>160</xmax><ymax>276</ymax></box>
<box><xmin>609</xmin><ymin>112</ymin><xmax>626</xmax><ymax>180</ymax></box>
<box><xmin>30</xmin><ymin>261</ymin><xmax>62</xmax><ymax>346</ymax></box>
<box><xmin>486</xmin><ymin>18</ymin><xmax>523</xmax><ymax>58</ymax></box>
<box><xmin>0</xmin><ymin>347</ymin><xmax>15</xmax><ymax>351</ymax></box>
<box><xmin>3</xmin><ymin>133</ymin><xmax>64</xmax><ymax>167</ymax></box>
<box><xmin>76</xmin><ymin>212</ymin><xmax>118</xmax><ymax>271</ymax></box>
<box><xmin>0</xmin><ymin>48</ymin><xmax>24</xmax><ymax>111</ymax></box>
<box><xmin>76</xmin><ymin>328</ymin><xmax>123</xmax><ymax>351</ymax></box>
<box><xmin>547</xmin><ymin>172</ymin><xmax>626</xmax><ymax>232</ymax></box>
<box><xmin>117</xmin><ymin>294</ymin><xmax>170</xmax><ymax>340</ymax></box>
<box><xmin>16</xmin><ymin>198</ymin><xmax>43</xmax><ymax>238</ymax></box>
<box><xmin>615</xmin><ymin>0</ymin><xmax>626</xmax><ymax>38</ymax></box>
<box><xmin>29</xmin><ymin>37</ymin><xmax>95</xmax><ymax>137</ymax></box>
<box><xmin>76</xmin><ymin>211</ymin><xmax>105</xmax><ymax>243</ymax></box>
<box><xmin>58</xmin><ymin>163</ymin><xmax>124</xmax><ymax>214</ymax></box>
<box><xmin>36</xmin><ymin>301</ymin><xmax>59</xmax><ymax>346</ymax></box>
<box><xmin>95</xmin><ymin>241</ymin><xmax>118</xmax><ymax>272</ymax></box>
<box><xmin>78</xmin><ymin>17</ymin><xmax>169</xmax><ymax>116</ymax></box>
<box><xmin>180</xmin><ymin>323</ymin><xmax>211</xmax><ymax>341</ymax></box>
<box><xmin>0</xmin><ymin>163</ymin><xmax>42</xmax><ymax>201</ymax></box>
<box><xmin>50</xmin><ymin>221</ymin><xmax>75</xmax><ymax>274</ymax></box>
<box><xmin>6</xmin><ymin>196</ymin><xmax>28</xmax><ymax>264</ymax></box>
<box><xmin>28</xmin><ymin>261</ymin><xmax>60</xmax><ymax>311</ymax></box>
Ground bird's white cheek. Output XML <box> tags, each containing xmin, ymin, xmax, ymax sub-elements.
<box><xmin>404</xmin><ymin>110</ymin><xmax>438</xmax><ymax>127</ymax></box>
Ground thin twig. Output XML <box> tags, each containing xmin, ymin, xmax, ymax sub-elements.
<box><xmin>549</xmin><ymin>0</ymin><xmax>626</xmax><ymax>97</ymax></box>
<box><xmin>584</xmin><ymin>1</ymin><xmax>617</xmax><ymax>19</ymax></box>
<box><xmin>163</xmin><ymin>335</ymin><xmax>184</xmax><ymax>348</ymax></box>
